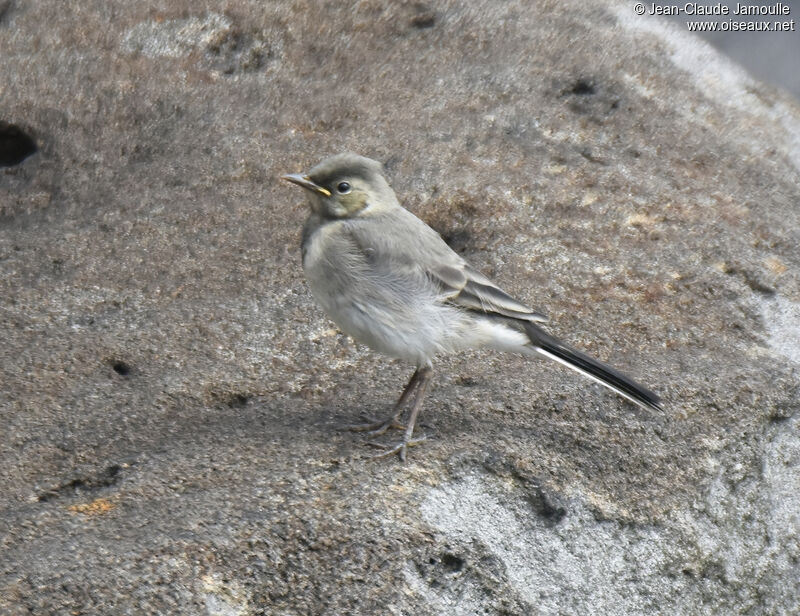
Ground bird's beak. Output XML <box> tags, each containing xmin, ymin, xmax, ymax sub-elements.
<box><xmin>280</xmin><ymin>173</ymin><xmax>332</xmax><ymax>197</ymax></box>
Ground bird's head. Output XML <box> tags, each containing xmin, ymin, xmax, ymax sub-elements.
<box><xmin>281</xmin><ymin>152</ymin><xmax>396</xmax><ymax>219</ymax></box>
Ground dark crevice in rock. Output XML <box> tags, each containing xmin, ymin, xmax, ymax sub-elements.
<box><xmin>111</xmin><ymin>360</ymin><xmax>132</xmax><ymax>376</ymax></box>
<box><xmin>0</xmin><ymin>121</ymin><xmax>37</xmax><ymax>167</ymax></box>
<box><xmin>410</xmin><ymin>4</ymin><xmax>436</xmax><ymax>29</ymax></box>
<box><xmin>439</xmin><ymin>229</ymin><xmax>472</xmax><ymax>254</ymax></box>
<box><xmin>559</xmin><ymin>78</ymin><xmax>622</xmax><ymax>119</ymax></box>
<box><xmin>440</xmin><ymin>552</ymin><xmax>465</xmax><ymax>573</ymax></box>
<box><xmin>720</xmin><ymin>263</ymin><xmax>776</xmax><ymax>296</ymax></box>
<box><xmin>568</xmin><ymin>79</ymin><xmax>596</xmax><ymax>96</ymax></box>
<box><xmin>229</xmin><ymin>393</ymin><xmax>251</xmax><ymax>408</ymax></box>
<box><xmin>37</xmin><ymin>464</ymin><xmax>123</xmax><ymax>502</ymax></box>
<box><xmin>580</xmin><ymin>149</ymin><xmax>609</xmax><ymax>165</ymax></box>
<box><xmin>742</xmin><ymin>275</ymin><xmax>776</xmax><ymax>296</ymax></box>
<box><xmin>481</xmin><ymin>455</ymin><xmax>568</xmax><ymax>525</ymax></box>
<box><xmin>0</xmin><ymin>1</ymin><xmax>13</xmax><ymax>24</ymax></box>
<box><xmin>527</xmin><ymin>488</ymin><xmax>567</xmax><ymax>525</ymax></box>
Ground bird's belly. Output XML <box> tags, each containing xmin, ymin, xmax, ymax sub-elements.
<box><xmin>306</xmin><ymin>279</ymin><xmax>531</xmax><ymax>366</ymax></box>
<box><xmin>302</xmin><ymin>235</ymin><xmax>529</xmax><ymax>363</ymax></box>
<box><xmin>308</xmin><ymin>281</ymin><xmax>451</xmax><ymax>364</ymax></box>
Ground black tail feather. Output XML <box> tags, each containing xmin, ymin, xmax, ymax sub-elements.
<box><xmin>523</xmin><ymin>322</ymin><xmax>663</xmax><ymax>412</ymax></box>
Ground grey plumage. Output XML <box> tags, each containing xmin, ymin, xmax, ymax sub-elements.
<box><xmin>283</xmin><ymin>152</ymin><xmax>663</xmax><ymax>459</ymax></box>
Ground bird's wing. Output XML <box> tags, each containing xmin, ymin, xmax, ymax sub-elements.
<box><xmin>344</xmin><ymin>208</ymin><xmax>548</xmax><ymax>323</ymax></box>
<box><xmin>430</xmin><ymin>262</ymin><xmax>548</xmax><ymax>322</ymax></box>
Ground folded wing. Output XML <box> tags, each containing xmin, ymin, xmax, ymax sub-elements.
<box><xmin>431</xmin><ymin>263</ymin><xmax>548</xmax><ymax>322</ymax></box>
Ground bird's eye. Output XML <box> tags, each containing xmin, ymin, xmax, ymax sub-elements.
<box><xmin>336</xmin><ymin>182</ymin><xmax>351</xmax><ymax>194</ymax></box>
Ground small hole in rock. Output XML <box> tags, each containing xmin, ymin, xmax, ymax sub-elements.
<box><xmin>441</xmin><ymin>553</ymin><xmax>465</xmax><ymax>573</ymax></box>
<box><xmin>229</xmin><ymin>394</ymin><xmax>250</xmax><ymax>408</ymax></box>
<box><xmin>440</xmin><ymin>230</ymin><xmax>472</xmax><ymax>253</ymax></box>
<box><xmin>411</xmin><ymin>4</ymin><xmax>436</xmax><ymax>28</ymax></box>
<box><xmin>768</xmin><ymin>412</ymin><xmax>791</xmax><ymax>423</ymax></box>
<box><xmin>0</xmin><ymin>122</ymin><xmax>38</xmax><ymax>167</ymax></box>
<box><xmin>111</xmin><ymin>361</ymin><xmax>131</xmax><ymax>376</ymax></box>
<box><xmin>569</xmin><ymin>79</ymin><xmax>596</xmax><ymax>96</ymax></box>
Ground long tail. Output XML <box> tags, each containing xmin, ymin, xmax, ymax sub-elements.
<box><xmin>523</xmin><ymin>322</ymin><xmax>663</xmax><ymax>412</ymax></box>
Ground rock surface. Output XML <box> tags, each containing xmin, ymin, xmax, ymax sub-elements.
<box><xmin>1</xmin><ymin>1</ymin><xmax>798</xmax><ymax>614</ymax></box>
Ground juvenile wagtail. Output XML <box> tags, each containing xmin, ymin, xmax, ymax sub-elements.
<box><xmin>282</xmin><ymin>153</ymin><xmax>663</xmax><ymax>460</ymax></box>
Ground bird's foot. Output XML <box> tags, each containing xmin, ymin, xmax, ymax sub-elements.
<box><xmin>339</xmin><ymin>415</ymin><xmax>405</xmax><ymax>436</ymax></box>
<box><xmin>366</xmin><ymin>435</ymin><xmax>427</xmax><ymax>462</ymax></box>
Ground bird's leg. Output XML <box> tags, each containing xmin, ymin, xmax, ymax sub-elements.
<box><xmin>369</xmin><ymin>366</ymin><xmax>433</xmax><ymax>461</ymax></box>
<box><xmin>341</xmin><ymin>368</ymin><xmax>422</xmax><ymax>435</ymax></box>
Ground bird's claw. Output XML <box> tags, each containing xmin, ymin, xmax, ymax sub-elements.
<box><xmin>366</xmin><ymin>435</ymin><xmax>428</xmax><ymax>461</ymax></box>
<box><xmin>338</xmin><ymin>415</ymin><xmax>405</xmax><ymax>436</ymax></box>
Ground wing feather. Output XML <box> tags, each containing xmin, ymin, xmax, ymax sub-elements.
<box><xmin>344</xmin><ymin>209</ymin><xmax>548</xmax><ymax>323</ymax></box>
<box><xmin>430</xmin><ymin>263</ymin><xmax>548</xmax><ymax>322</ymax></box>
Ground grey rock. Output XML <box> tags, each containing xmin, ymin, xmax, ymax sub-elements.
<box><xmin>1</xmin><ymin>0</ymin><xmax>799</xmax><ymax>614</ymax></box>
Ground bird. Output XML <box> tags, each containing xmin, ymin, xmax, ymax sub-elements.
<box><xmin>282</xmin><ymin>152</ymin><xmax>663</xmax><ymax>460</ymax></box>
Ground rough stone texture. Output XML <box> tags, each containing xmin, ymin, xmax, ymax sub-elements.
<box><xmin>1</xmin><ymin>1</ymin><xmax>798</xmax><ymax>614</ymax></box>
